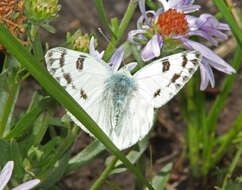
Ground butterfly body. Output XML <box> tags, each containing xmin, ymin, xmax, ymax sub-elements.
<box><xmin>45</xmin><ymin>48</ymin><xmax>201</xmax><ymax>149</ymax></box>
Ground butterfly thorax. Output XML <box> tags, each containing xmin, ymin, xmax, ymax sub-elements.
<box><xmin>104</xmin><ymin>73</ymin><xmax>136</xmax><ymax>130</ymax></box>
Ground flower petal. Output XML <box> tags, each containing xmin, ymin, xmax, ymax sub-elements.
<box><xmin>89</xmin><ymin>37</ymin><xmax>103</xmax><ymax>59</ymax></box>
<box><xmin>12</xmin><ymin>179</ymin><xmax>40</xmax><ymax>190</ymax></box>
<box><xmin>139</xmin><ymin>0</ymin><xmax>146</xmax><ymax>16</ymax></box>
<box><xmin>200</xmin><ymin>59</ymin><xmax>215</xmax><ymax>90</ymax></box>
<box><xmin>176</xmin><ymin>5</ymin><xmax>200</xmax><ymax>13</ymax></box>
<box><xmin>187</xmin><ymin>30</ymin><xmax>218</xmax><ymax>46</ymax></box>
<box><xmin>126</xmin><ymin>62</ymin><xmax>137</xmax><ymax>71</ymax></box>
<box><xmin>108</xmin><ymin>47</ymin><xmax>124</xmax><ymax>71</ymax></box>
<box><xmin>199</xmin><ymin>62</ymin><xmax>210</xmax><ymax>90</ymax></box>
<box><xmin>0</xmin><ymin>161</ymin><xmax>14</xmax><ymax>190</ymax></box>
<box><xmin>141</xmin><ymin>34</ymin><xmax>163</xmax><ymax>61</ymax></box>
<box><xmin>181</xmin><ymin>38</ymin><xmax>236</xmax><ymax>74</ymax></box>
<box><xmin>128</xmin><ymin>29</ymin><xmax>147</xmax><ymax>44</ymax></box>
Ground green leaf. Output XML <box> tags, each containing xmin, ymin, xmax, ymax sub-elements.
<box><xmin>38</xmin><ymin>150</ymin><xmax>70</xmax><ymax>189</ymax></box>
<box><xmin>93</xmin><ymin>0</ymin><xmax>116</xmax><ymax>39</ymax></box>
<box><xmin>0</xmin><ymin>139</ymin><xmax>10</xmax><ymax>164</ymax></box>
<box><xmin>41</xmin><ymin>24</ymin><xmax>56</xmax><ymax>34</ymax></box>
<box><xmin>66</xmin><ymin>140</ymin><xmax>106</xmax><ymax>174</ymax></box>
<box><xmin>106</xmin><ymin>136</ymin><xmax>149</xmax><ymax>175</ymax></box>
<box><xmin>5</xmin><ymin>97</ymin><xmax>51</xmax><ymax>139</ymax></box>
<box><xmin>0</xmin><ymin>23</ymin><xmax>154</xmax><ymax>190</ymax></box>
<box><xmin>106</xmin><ymin>180</ymin><xmax>123</xmax><ymax>190</ymax></box>
<box><xmin>146</xmin><ymin>163</ymin><xmax>173</xmax><ymax>190</ymax></box>
<box><xmin>9</xmin><ymin>140</ymin><xmax>25</xmax><ymax>179</ymax></box>
<box><xmin>223</xmin><ymin>180</ymin><xmax>242</xmax><ymax>190</ymax></box>
<box><xmin>0</xmin><ymin>56</ymin><xmax>21</xmax><ymax>137</ymax></box>
<box><xmin>213</xmin><ymin>0</ymin><xmax>242</xmax><ymax>46</ymax></box>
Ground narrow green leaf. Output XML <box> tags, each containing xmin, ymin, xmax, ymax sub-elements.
<box><xmin>5</xmin><ymin>97</ymin><xmax>50</xmax><ymax>139</ymax></box>
<box><xmin>103</xmin><ymin>0</ymin><xmax>138</xmax><ymax>61</ymax></box>
<box><xmin>41</xmin><ymin>24</ymin><xmax>56</xmax><ymax>34</ymax></box>
<box><xmin>38</xmin><ymin>150</ymin><xmax>70</xmax><ymax>189</ymax></box>
<box><xmin>203</xmin><ymin>46</ymin><xmax>242</xmax><ymax>175</ymax></box>
<box><xmin>0</xmin><ymin>56</ymin><xmax>21</xmax><ymax>137</ymax></box>
<box><xmin>0</xmin><ymin>23</ymin><xmax>154</xmax><ymax>190</ymax></box>
<box><xmin>213</xmin><ymin>0</ymin><xmax>242</xmax><ymax>46</ymax></box>
<box><xmin>146</xmin><ymin>163</ymin><xmax>173</xmax><ymax>190</ymax></box>
<box><xmin>213</xmin><ymin>111</ymin><xmax>242</xmax><ymax>165</ymax></box>
<box><xmin>9</xmin><ymin>140</ymin><xmax>24</xmax><ymax>178</ymax></box>
<box><xmin>106</xmin><ymin>180</ymin><xmax>123</xmax><ymax>190</ymax></box>
<box><xmin>107</xmin><ymin>136</ymin><xmax>149</xmax><ymax>175</ymax></box>
<box><xmin>0</xmin><ymin>139</ymin><xmax>10</xmax><ymax>164</ymax></box>
<box><xmin>94</xmin><ymin>0</ymin><xmax>116</xmax><ymax>38</ymax></box>
<box><xmin>66</xmin><ymin>140</ymin><xmax>106</xmax><ymax>174</ymax></box>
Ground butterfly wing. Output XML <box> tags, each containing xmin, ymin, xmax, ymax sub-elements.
<box><xmin>134</xmin><ymin>50</ymin><xmax>202</xmax><ymax>108</ymax></box>
<box><xmin>45</xmin><ymin>47</ymin><xmax>114</xmax><ymax>135</ymax></box>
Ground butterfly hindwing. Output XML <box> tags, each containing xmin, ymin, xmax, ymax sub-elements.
<box><xmin>134</xmin><ymin>50</ymin><xmax>201</xmax><ymax>108</ymax></box>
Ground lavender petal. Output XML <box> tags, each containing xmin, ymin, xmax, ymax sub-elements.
<box><xmin>89</xmin><ymin>37</ymin><xmax>103</xmax><ymax>59</ymax></box>
<box><xmin>181</xmin><ymin>38</ymin><xmax>236</xmax><ymax>74</ymax></box>
<box><xmin>12</xmin><ymin>179</ymin><xmax>40</xmax><ymax>190</ymax></box>
<box><xmin>199</xmin><ymin>62</ymin><xmax>210</xmax><ymax>90</ymax></box>
<box><xmin>108</xmin><ymin>47</ymin><xmax>124</xmax><ymax>71</ymax></box>
<box><xmin>126</xmin><ymin>62</ymin><xmax>138</xmax><ymax>71</ymax></box>
<box><xmin>200</xmin><ymin>59</ymin><xmax>215</xmax><ymax>89</ymax></box>
<box><xmin>128</xmin><ymin>29</ymin><xmax>147</xmax><ymax>44</ymax></box>
<box><xmin>186</xmin><ymin>30</ymin><xmax>218</xmax><ymax>46</ymax></box>
<box><xmin>141</xmin><ymin>34</ymin><xmax>163</xmax><ymax>62</ymax></box>
<box><xmin>176</xmin><ymin>5</ymin><xmax>200</xmax><ymax>14</ymax></box>
<box><xmin>0</xmin><ymin>161</ymin><xmax>14</xmax><ymax>190</ymax></box>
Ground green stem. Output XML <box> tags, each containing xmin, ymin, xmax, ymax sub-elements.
<box><xmin>103</xmin><ymin>0</ymin><xmax>138</xmax><ymax>61</ymax></box>
<box><xmin>185</xmin><ymin>78</ymin><xmax>199</xmax><ymax>177</ymax></box>
<box><xmin>90</xmin><ymin>157</ymin><xmax>119</xmax><ymax>190</ymax></box>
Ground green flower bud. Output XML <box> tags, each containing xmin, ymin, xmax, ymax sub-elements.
<box><xmin>25</xmin><ymin>0</ymin><xmax>61</xmax><ymax>23</ymax></box>
<box><xmin>66</xmin><ymin>29</ymin><xmax>92</xmax><ymax>52</ymax></box>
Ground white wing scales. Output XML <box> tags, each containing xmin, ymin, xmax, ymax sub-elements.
<box><xmin>45</xmin><ymin>48</ymin><xmax>201</xmax><ymax>150</ymax></box>
<box><xmin>134</xmin><ymin>50</ymin><xmax>201</xmax><ymax>108</ymax></box>
<box><xmin>45</xmin><ymin>47</ymin><xmax>113</xmax><ymax>135</ymax></box>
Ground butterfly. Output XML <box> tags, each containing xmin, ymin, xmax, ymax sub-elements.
<box><xmin>45</xmin><ymin>48</ymin><xmax>201</xmax><ymax>150</ymax></box>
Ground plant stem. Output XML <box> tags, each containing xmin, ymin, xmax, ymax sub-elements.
<box><xmin>90</xmin><ymin>157</ymin><xmax>119</xmax><ymax>190</ymax></box>
<box><xmin>103</xmin><ymin>0</ymin><xmax>138</xmax><ymax>61</ymax></box>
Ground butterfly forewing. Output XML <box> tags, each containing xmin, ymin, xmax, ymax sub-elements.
<box><xmin>45</xmin><ymin>47</ymin><xmax>113</xmax><ymax>132</ymax></box>
<box><xmin>134</xmin><ymin>50</ymin><xmax>201</xmax><ymax>108</ymax></box>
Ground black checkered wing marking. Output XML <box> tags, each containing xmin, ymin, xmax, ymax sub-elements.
<box><xmin>134</xmin><ymin>51</ymin><xmax>202</xmax><ymax>108</ymax></box>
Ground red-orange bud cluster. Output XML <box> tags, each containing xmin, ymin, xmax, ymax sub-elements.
<box><xmin>0</xmin><ymin>0</ymin><xmax>27</xmax><ymax>51</ymax></box>
<box><xmin>157</xmin><ymin>9</ymin><xmax>188</xmax><ymax>38</ymax></box>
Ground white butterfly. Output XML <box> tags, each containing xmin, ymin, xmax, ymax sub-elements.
<box><xmin>45</xmin><ymin>47</ymin><xmax>201</xmax><ymax>150</ymax></box>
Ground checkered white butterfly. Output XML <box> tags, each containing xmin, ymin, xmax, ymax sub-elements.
<box><xmin>45</xmin><ymin>47</ymin><xmax>201</xmax><ymax>150</ymax></box>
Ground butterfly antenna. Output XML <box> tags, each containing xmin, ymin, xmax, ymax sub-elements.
<box><xmin>98</xmin><ymin>27</ymin><xmax>115</xmax><ymax>48</ymax></box>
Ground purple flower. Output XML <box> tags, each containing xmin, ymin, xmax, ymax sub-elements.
<box><xmin>90</xmin><ymin>37</ymin><xmax>137</xmax><ymax>71</ymax></box>
<box><xmin>0</xmin><ymin>161</ymin><xmax>40</xmax><ymax>190</ymax></box>
<box><xmin>128</xmin><ymin>0</ymin><xmax>235</xmax><ymax>90</ymax></box>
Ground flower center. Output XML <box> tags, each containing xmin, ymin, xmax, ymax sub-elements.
<box><xmin>156</xmin><ymin>9</ymin><xmax>188</xmax><ymax>37</ymax></box>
